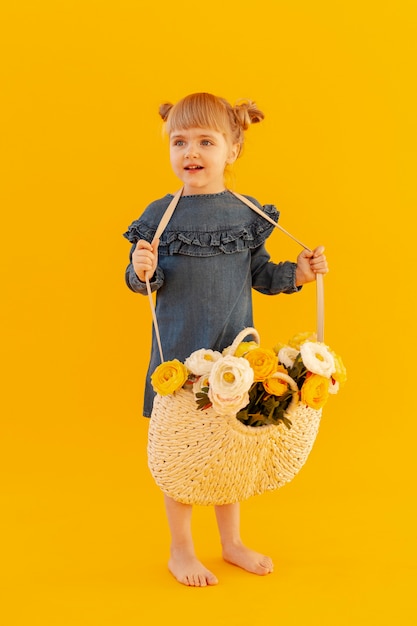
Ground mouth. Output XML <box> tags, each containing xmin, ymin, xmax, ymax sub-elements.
<box><xmin>184</xmin><ymin>165</ymin><xmax>203</xmax><ymax>171</ymax></box>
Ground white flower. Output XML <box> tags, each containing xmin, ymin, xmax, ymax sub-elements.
<box><xmin>208</xmin><ymin>355</ymin><xmax>254</xmax><ymax>398</ymax></box>
<box><xmin>185</xmin><ymin>348</ymin><xmax>222</xmax><ymax>376</ymax></box>
<box><xmin>278</xmin><ymin>345</ymin><xmax>299</xmax><ymax>368</ymax></box>
<box><xmin>208</xmin><ymin>390</ymin><xmax>250</xmax><ymax>416</ymax></box>
<box><xmin>192</xmin><ymin>374</ymin><xmax>210</xmax><ymax>396</ymax></box>
<box><xmin>300</xmin><ymin>341</ymin><xmax>335</xmax><ymax>378</ymax></box>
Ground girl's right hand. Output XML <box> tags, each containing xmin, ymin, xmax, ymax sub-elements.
<box><xmin>132</xmin><ymin>238</ymin><xmax>159</xmax><ymax>282</ymax></box>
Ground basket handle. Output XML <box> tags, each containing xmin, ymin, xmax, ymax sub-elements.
<box><xmin>146</xmin><ymin>188</ymin><xmax>325</xmax><ymax>362</ymax></box>
<box><xmin>224</xmin><ymin>327</ymin><xmax>261</xmax><ymax>356</ymax></box>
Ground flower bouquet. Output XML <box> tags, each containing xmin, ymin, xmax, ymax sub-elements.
<box><xmin>151</xmin><ymin>330</ymin><xmax>346</xmax><ymax>427</ymax></box>
<box><xmin>147</xmin><ymin>327</ymin><xmax>346</xmax><ymax>505</ymax></box>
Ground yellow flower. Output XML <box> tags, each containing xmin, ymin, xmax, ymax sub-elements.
<box><xmin>273</xmin><ymin>341</ymin><xmax>285</xmax><ymax>355</ymax></box>
<box><xmin>263</xmin><ymin>365</ymin><xmax>289</xmax><ymax>396</ymax></box>
<box><xmin>288</xmin><ymin>331</ymin><xmax>317</xmax><ymax>350</ymax></box>
<box><xmin>301</xmin><ymin>373</ymin><xmax>329</xmax><ymax>410</ymax></box>
<box><xmin>244</xmin><ymin>347</ymin><xmax>278</xmax><ymax>382</ymax></box>
<box><xmin>151</xmin><ymin>360</ymin><xmax>189</xmax><ymax>396</ymax></box>
<box><xmin>330</xmin><ymin>351</ymin><xmax>347</xmax><ymax>386</ymax></box>
<box><xmin>234</xmin><ymin>341</ymin><xmax>259</xmax><ymax>357</ymax></box>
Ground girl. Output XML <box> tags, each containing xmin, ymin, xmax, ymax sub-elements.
<box><xmin>124</xmin><ymin>92</ymin><xmax>328</xmax><ymax>587</ymax></box>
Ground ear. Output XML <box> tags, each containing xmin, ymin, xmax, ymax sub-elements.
<box><xmin>227</xmin><ymin>143</ymin><xmax>240</xmax><ymax>164</ymax></box>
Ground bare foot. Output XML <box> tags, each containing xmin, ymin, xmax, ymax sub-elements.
<box><xmin>168</xmin><ymin>550</ymin><xmax>219</xmax><ymax>587</ymax></box>
<box><xmin>222</xmin><ymin>542</ymin><xmax>274</xmax><ymax>575</ymax></box>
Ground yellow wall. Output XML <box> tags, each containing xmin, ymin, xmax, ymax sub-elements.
<box><xmin>2</xmin><ymin>1</ymin><xmax>416</xmax><ymax>624</ymax></box>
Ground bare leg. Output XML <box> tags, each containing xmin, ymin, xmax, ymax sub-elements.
<box><xmin>215</xmin><ymin>502</ymin><xmax>273</xmax><ymax>575</ymax></box>
<box><xmin>164</xmin><ymin>494</ymin><xmax>218</xmax><ymax>587</ymax></box>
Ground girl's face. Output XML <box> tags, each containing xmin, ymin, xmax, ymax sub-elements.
<box><xmin>169</xmin><ymin>127</ymin><xmax>239</xmax><ymax>195</ymax></box>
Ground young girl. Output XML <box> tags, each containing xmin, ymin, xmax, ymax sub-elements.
<box><xmin>124</xmin><ymin>92</ymin><xmax>328</xmax><ymax>587</ymax></box>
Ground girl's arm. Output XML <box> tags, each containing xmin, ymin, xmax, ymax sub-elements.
<box><xmin>251</xmin><ymin>245</ymin><xmax>300</xmax><ymax>295</ymax></box>
<box><xmin>251</xmin><ymin>244</ymin><xmax>328</xmax><ymax>295</ymax></box>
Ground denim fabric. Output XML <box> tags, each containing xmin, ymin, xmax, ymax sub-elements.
<box><xmin>124</xmin><ymin>191</ymin><xmax>301</xmax><ymax>417</ymax></box>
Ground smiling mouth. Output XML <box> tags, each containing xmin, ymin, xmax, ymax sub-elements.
<box><xmin>184</xmin><ymin>165</ymin><xmax>203</xmax><ymax>170</ymax></box>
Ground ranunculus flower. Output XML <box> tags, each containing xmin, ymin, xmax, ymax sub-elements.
<box><xmin>151</xmin><ymin>360</ymin><xmax>189</xmax><ymax>396</ymax></box>
<box><xmin>208</xmin><ymin>390</ymin><xmax>250</xmax><ymax>416</ymax></box>
<box><xmin>301</xmin><ymin>373</ymin><xmax>329</xmax><ymax>410</ymax></box>
<box><xmin>244</xmin><ymin>347</ymin><xmax>278</xmax><ymax>381</ymax></box>
<box><xmin>233</xmin><ymin>341</ymin><xmax>259</xmax><ymax>358</ymax></box>
<box><xmin>263</xmin><ymin>365</ymin><xmax>289</xmax><ymax>396</ymax></box>
<box><xmin>278</xmin><ymin>345</ymin><xmax>299</xmax><ymax>369</ymax></box>
<box><xmin>288</xmin><ymin>331</ymin><xmax>317</xmax><ymax>350</ymax></box>
<box><xmin>208</xmin><ymin>355</ymin><xmax>254</xmax><ymax>398</ymax></box>
<box><xmin>192</xmin><ymin>373</ymin><xmax>210</xmax><ymax>396</ymax></box>
<box><xmin>273</xmin><ymin>341</ymin><xmax>285</xmax><ymax>355</ymax></box>
<box><xmin>300</xmin><ymin>342</ymin><xmax>335</xmax><ymax>378</ymax></box>
<box><xmin>185</xmin><ymin>348</ymin><xmax>222</xmax><ymax>376</ymax></box>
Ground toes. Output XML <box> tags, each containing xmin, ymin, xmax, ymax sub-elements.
<box><xmin>187</xmin><ymin>574</ymin><xmax>203</xmax><ymax>587</ymax></box>
<box><xmin>258</xmin><ymin>559</ymin><xmax>273</xmax><ymax>574</ymax></box>
<box><xmin>185</xmin><ymin>573</ymin><xmax>215</xmax><ymax>587</ymax></box>
<box><xmin>208</xmin><ymin>574</ymin><xmax>219</xmax><ymax>585</ymax></box>
<box><xmin>261</xmin><ymin>558</ymin><xmax>274</xmax><ymax>572</ymax></box>
<box><xmin>169</xmin><ymin>556</ymin><xmax>217</xmax><ymax>587</ymax></box>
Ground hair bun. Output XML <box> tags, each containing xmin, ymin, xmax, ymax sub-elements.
<box><xmin>159</xmin><ymin>102</ymin><xmax>174</xmax><ymax>122</ymax></box>
<box><xmin>233</xmin><ymin>99</ymin><xmax>265</xmax><ymax>130</ymax></box>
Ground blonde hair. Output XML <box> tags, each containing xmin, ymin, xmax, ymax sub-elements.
<box><xmin>159</xmin><ymin>92</ymin><xmax>264</xmax><ymax>157</ymax></box>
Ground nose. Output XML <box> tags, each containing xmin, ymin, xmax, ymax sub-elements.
<box><xmin>184</xmin><ymin>142</ymin><xmax>199</xmax><ymax>158</ymax></box>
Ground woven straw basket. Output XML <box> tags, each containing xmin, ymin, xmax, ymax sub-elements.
<box><xmin>144</xmin><ymin>188</ymin><xmax>325</xmax><ymax>506</ymax></box>
<box><xmin>147</xmin><ymin>327</ymin><xmax>322</xmax><ymax>506</ymax></box>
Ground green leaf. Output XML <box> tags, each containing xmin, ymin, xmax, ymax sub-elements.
<box><xmin>288</xmin><ymin>354</ymin><xmax>308</xmax><ymax>387</ymax></box>
<box><xmin>195</xmin><ymin>391</ymin><xmax>211</xmax><ymax>411</ymax></box>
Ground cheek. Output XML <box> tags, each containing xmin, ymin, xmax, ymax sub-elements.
<box><xmin>170</xmin><ymin>153</ymin><xmax>181</xmax><ymax>169</ymax></box>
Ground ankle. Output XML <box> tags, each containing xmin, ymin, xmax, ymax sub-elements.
<box><xmin>170</xmin><ymin>541</ymin><xmax>196</xmax><ymax>557</ymax></box>
<box><xmin>221</xmin><ymin>537</ymin><xmax>243</xmax><ymax>552</ymax></box>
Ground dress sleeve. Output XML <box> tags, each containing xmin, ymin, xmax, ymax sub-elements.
<box><xmin>251</xmin><ymin>244</ymin><xmax>301</xmax><ymax>295</ymax></box>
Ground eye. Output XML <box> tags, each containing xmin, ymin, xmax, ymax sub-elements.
<box><xmin>173</xmin><ymin>139</ymin><xmax>185</xmax><ymax>147</ymax></box>
<box><xmin>201</xmin><ymin>139</ymin><xmax>213</xmax><ymax>146</ymax></box>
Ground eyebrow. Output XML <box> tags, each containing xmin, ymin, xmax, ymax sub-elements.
<box><xmin>170</xmin><ymin>132</ymin><xmax>217</xmax><ymax>140</ymax></box>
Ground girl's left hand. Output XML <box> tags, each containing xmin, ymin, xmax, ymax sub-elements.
<box><xmin>295</xmin><ymin>245</ymin><xmax>328</xmax><ymax>286</ymax></box>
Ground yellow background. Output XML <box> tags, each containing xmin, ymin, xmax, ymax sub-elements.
<box><xmin>1</xmin><ymin>1</ymin><xmax>416</xmax><ymax>624</ymax></box>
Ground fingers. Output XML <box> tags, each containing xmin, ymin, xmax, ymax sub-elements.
<box><xmin>135</xmin><ymin>239</ymin><xmax>152</xmax><ymax>252</ymax></box>
<box><xmin>310</xmin><ymin>246</ymin><xmax>328</xmax><ymax>274</ymax></box>
<box><xmin>134</xmin><ymin>238</ymin><xmax>159</xmax><ymax>254</ymax></box>
<box><xmin>133</xmin><ymin>239</ymin><xmax>159</xmax><ymax>282</ymax></box>
<box><xmin>313</xmin><ymin>245</ymin><xmax>325</xmax><ymax>257</ymax></box>
<box><xmin>298</xmin><ymin>246</ymin><xmax>328</xmax><ymax>276</ymax></box>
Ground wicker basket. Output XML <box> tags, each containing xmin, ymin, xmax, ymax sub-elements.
<box><xmin>147</xmin><ymin>327</ymin><xmax>322</xmax><ymax>505</ymax></box>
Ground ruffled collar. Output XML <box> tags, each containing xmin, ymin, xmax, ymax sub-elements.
<box><xmin>123</xmin><ymin>192</ymin><xmax>279</xmax><ymax>257</ymax></box>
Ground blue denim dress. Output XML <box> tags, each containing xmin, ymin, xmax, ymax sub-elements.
<box><xmin>123</xmin><ymin>190</ymin><xmax>300</xmax><ymax>417</ymax></box>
